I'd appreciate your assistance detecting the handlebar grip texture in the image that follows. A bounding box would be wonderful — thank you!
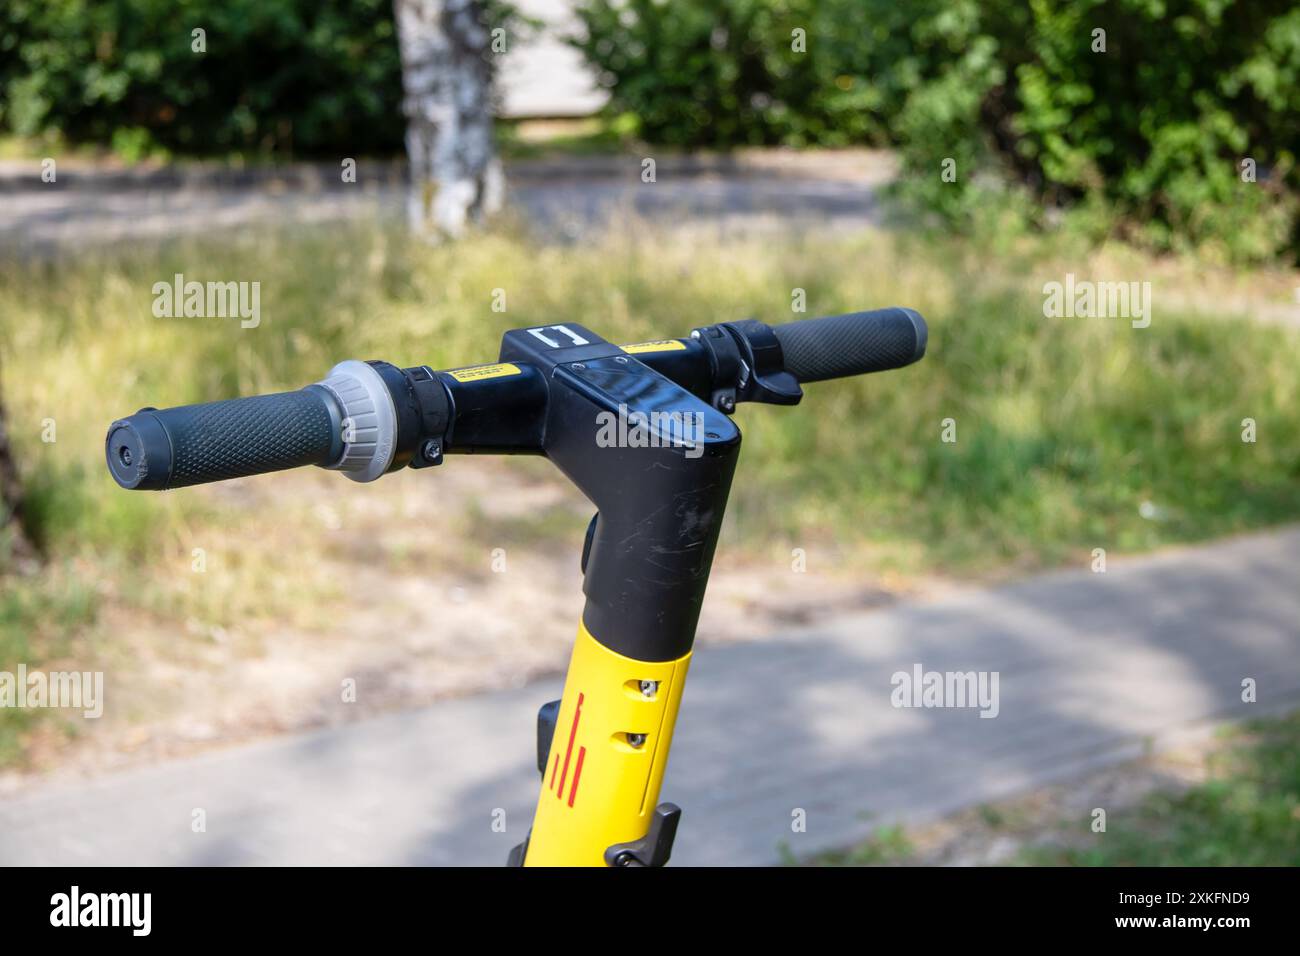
[772,308,927,383]
[106,387,340,490]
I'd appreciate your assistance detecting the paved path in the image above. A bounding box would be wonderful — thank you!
[2,528,1297,866]
[0,153,895,255]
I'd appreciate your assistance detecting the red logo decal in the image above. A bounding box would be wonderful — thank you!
[551,692,587,808]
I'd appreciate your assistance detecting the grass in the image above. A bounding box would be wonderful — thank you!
[1026,714,1300,866]
[0,117,629,166]
[4,221,1297,577]
[787,824,914,866]
[495,118,633,161]
[802,711,1300,866]
[1,218,1299,764]
[0,564,97,763]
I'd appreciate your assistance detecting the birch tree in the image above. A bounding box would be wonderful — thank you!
[394,0,505,240]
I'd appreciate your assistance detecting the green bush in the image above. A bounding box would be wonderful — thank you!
[571,0,891,147]
[573,0,1300,262]
[0,0,406,157]
[890,0,1300,263]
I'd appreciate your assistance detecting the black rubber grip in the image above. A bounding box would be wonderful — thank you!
[772,308,927,383]
[106,387,341,490]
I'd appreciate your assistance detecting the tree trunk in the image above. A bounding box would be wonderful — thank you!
[394,0,504,240]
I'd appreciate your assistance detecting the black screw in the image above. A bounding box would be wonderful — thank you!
[421,439,442,461]
[118,445,133,467]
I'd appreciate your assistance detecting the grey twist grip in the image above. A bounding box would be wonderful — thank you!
[106,387,342,490]
[772,308,928,383]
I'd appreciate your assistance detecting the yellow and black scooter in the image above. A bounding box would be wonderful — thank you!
[105,306,927,866]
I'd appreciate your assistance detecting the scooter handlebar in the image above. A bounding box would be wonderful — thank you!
[772,307,927,383]
[105,387,341,490]
[105,309,929,490]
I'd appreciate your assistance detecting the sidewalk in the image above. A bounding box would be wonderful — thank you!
[2,527,1296,866]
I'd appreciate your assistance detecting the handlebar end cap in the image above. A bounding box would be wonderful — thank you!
[901,307,928,362]
[105,411,172,490]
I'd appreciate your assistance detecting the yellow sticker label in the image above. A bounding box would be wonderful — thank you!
[621,340,687,355]
[447,362,522,383]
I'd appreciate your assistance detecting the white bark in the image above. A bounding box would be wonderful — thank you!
[394,0,504,240]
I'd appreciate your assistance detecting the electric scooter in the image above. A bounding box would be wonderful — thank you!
[106,306,927,866]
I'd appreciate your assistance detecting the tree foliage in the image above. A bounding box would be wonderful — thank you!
[0,0,406,157]
[573,0,1300,261]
